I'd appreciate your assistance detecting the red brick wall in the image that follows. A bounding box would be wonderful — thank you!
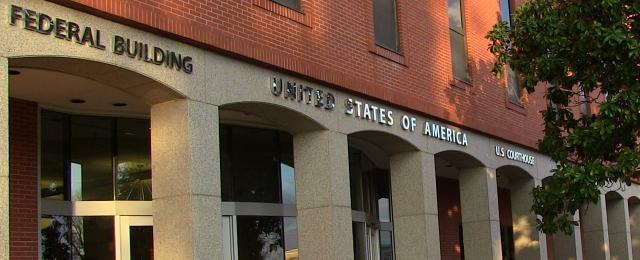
[437,177,463,260]
[48,0,548,150]
[498,188,513,226]
[9,98,39,260]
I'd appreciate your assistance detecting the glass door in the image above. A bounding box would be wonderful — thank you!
[118,216,154,260]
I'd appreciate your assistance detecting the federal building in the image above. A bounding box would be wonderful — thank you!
[1,0,639,259]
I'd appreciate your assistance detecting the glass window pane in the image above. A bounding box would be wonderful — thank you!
[450,31,470,81]
[71,216,115,260]
[237,216,284,259]
[41,111,68,200]
[507,67,522,104]
[70,116,114,201]
[374,0,399,51]
[380,230,394,260]
[224,126,281,203]
[500,0,512,25]
[272,0,301,10]
[353,222,366,260]
[116,118,152,201]
[284,217,299,260]
[448,0,463,31]
[222,216,234,260]
[130,226,153,260]
[41,215,71,259]
[220,125,234,202]
[378,198,391,222]
[280,132,296,205]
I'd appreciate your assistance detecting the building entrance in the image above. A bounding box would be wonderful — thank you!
[117,216,153,260]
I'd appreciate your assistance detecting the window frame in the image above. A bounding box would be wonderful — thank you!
[448,0,471,83]
[373,0,401,53]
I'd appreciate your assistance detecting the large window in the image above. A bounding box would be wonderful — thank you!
[448,0,470,82]
[220,125,298,260]
[41,110,151,201]
[374,0,400,52]
[349,147,395,260]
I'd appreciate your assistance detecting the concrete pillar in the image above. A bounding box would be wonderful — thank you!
[629,199,640,260]
[293,130,353,259]
[582,195,611,260]
[510,177,542,259]
[151,99,221,260]
[0,57,9,259]
[460,167,503,260]
[606,196,632,260]
[389,151,441,259]
[547,216,582,260]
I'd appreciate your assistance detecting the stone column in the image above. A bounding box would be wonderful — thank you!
[582,195,611,260]
[0,57,9,259]
[606,197,632,260]
[151,99,221,260]
[293,130,353,259]
[390,151,441,259]
[547,208,582,260]
[510,177,542,259]
[629,200,640,259]
[459,167,503,260]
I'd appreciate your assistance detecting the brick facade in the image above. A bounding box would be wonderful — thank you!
[50,0,547,149]
[9,98,39,260]
[437,177,463,260]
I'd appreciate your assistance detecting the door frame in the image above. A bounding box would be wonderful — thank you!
[116,216,153,260]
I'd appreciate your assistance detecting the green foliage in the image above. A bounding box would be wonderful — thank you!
[487,0,640,235]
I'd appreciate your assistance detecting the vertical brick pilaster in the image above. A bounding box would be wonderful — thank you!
[9,98,39,260]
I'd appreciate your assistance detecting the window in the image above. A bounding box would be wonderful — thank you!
[448,0,470,82]
[579,89,591,116]
[41,215,115,260]
[349,147,395,259]
[41,110,152,201]
[501,0,522,104]
[272,0,301,11]
[500,0,515,26]
[374,0,400,52]
[506,67,523,105]
[220,125,299,260]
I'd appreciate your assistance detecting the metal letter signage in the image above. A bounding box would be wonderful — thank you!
[494,145,535,165]
[8,4,194,74]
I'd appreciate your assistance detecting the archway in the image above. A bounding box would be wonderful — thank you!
[434,150,496,260]
[7,57,185,259]
[347,131,439,259]
[495,165,539,260]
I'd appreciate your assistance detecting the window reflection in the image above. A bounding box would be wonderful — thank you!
[41,215,115,260]
[220,125,296,204]
[116,118,151,201]
[237,216,284,260]
[40,111,152,201]
[349,147,395,259]
[70,116,114,201]
[41,216,71,259]
[41,111,67,200]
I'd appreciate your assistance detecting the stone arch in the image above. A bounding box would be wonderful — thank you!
[495,164,541,259]
[9,57,185,109]
[219,101,328,134]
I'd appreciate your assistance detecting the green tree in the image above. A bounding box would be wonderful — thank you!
[487,0,640,235]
